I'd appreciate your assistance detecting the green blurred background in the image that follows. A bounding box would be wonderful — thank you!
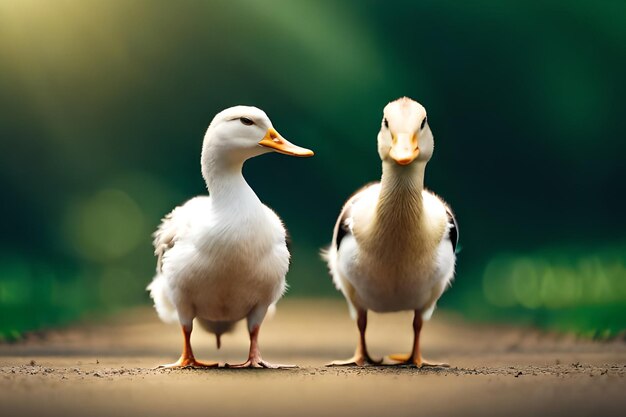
[1,0,625,340]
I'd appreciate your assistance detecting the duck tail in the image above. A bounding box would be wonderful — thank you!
[146,274,179,324]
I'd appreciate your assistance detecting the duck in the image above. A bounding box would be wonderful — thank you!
[148,105,314,368]
[322,97,458,367]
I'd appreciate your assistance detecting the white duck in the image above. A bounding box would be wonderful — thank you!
[323,97,458,367]
[148,105,313,368]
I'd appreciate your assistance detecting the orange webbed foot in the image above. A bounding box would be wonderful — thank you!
[387,353,449,368]
[326,353,382,367]
[225,358,297,369]
[157,357,219,369]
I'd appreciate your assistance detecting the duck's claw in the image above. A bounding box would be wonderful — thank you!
[326,354,382,367]
[387,353,411,363]
[225,359,297,369]
[386,353,449,368]
[156,357,219,369]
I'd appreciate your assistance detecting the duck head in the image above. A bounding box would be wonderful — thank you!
[377,97,433,166]
[202,106,314,170]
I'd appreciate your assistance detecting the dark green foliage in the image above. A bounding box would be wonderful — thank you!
[1,1,624,339]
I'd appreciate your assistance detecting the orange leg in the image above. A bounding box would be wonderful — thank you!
[158,325,218,369]
[388,311,449,367]
[328,309,382,366]
[226,325,296,369]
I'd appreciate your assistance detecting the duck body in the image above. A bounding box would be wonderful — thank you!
[148,105,313,368]
[331,182,456,316]
[152,193,288,328]
[324,97,458,367]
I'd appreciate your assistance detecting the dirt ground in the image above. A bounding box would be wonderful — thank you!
[1,299,624,417]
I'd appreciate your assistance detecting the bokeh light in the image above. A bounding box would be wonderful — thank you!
[63,189,145,262]
[482,248,626,309]
[1,0,624,339]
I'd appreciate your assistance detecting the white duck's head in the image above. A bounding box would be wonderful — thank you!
[377,97,433,166]
[201,105,313,173]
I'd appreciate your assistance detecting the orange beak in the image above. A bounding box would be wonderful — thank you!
[258,127,314,157]
[389,133,419,165]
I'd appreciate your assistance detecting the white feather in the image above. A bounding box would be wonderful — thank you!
[147,106,309,342]
[323,98,457,321]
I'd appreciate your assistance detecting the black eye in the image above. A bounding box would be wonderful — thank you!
[240,117,254,126]
[420,117,427,130]
[383,118,389,128]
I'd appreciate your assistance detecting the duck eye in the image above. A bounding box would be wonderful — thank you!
[239,117,254,126]
[383,118,389,129]
[420,117,427,130]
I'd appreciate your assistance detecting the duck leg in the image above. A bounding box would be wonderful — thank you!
[387,310,449,367]
[328,309,382,366]
[226,307,296,369]
[158,325,218,369]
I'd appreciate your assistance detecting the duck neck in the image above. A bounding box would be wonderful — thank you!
[368,160,426,248]
[201,152,261,211]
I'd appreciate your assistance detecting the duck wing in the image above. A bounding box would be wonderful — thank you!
[153,196,211,272]
[331,182,379,253]
[445,207,459,253]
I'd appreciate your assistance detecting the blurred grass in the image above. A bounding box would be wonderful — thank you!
[443,243,626,339]
[1,0,625,340]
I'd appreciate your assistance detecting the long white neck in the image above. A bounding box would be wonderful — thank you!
[201,148,262,212]
[364,161,426,253]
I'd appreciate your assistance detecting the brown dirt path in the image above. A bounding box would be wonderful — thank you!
[1,299,624,417]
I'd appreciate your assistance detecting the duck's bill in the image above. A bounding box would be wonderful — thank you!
[390,132,419,165]
[259,128,314,157]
